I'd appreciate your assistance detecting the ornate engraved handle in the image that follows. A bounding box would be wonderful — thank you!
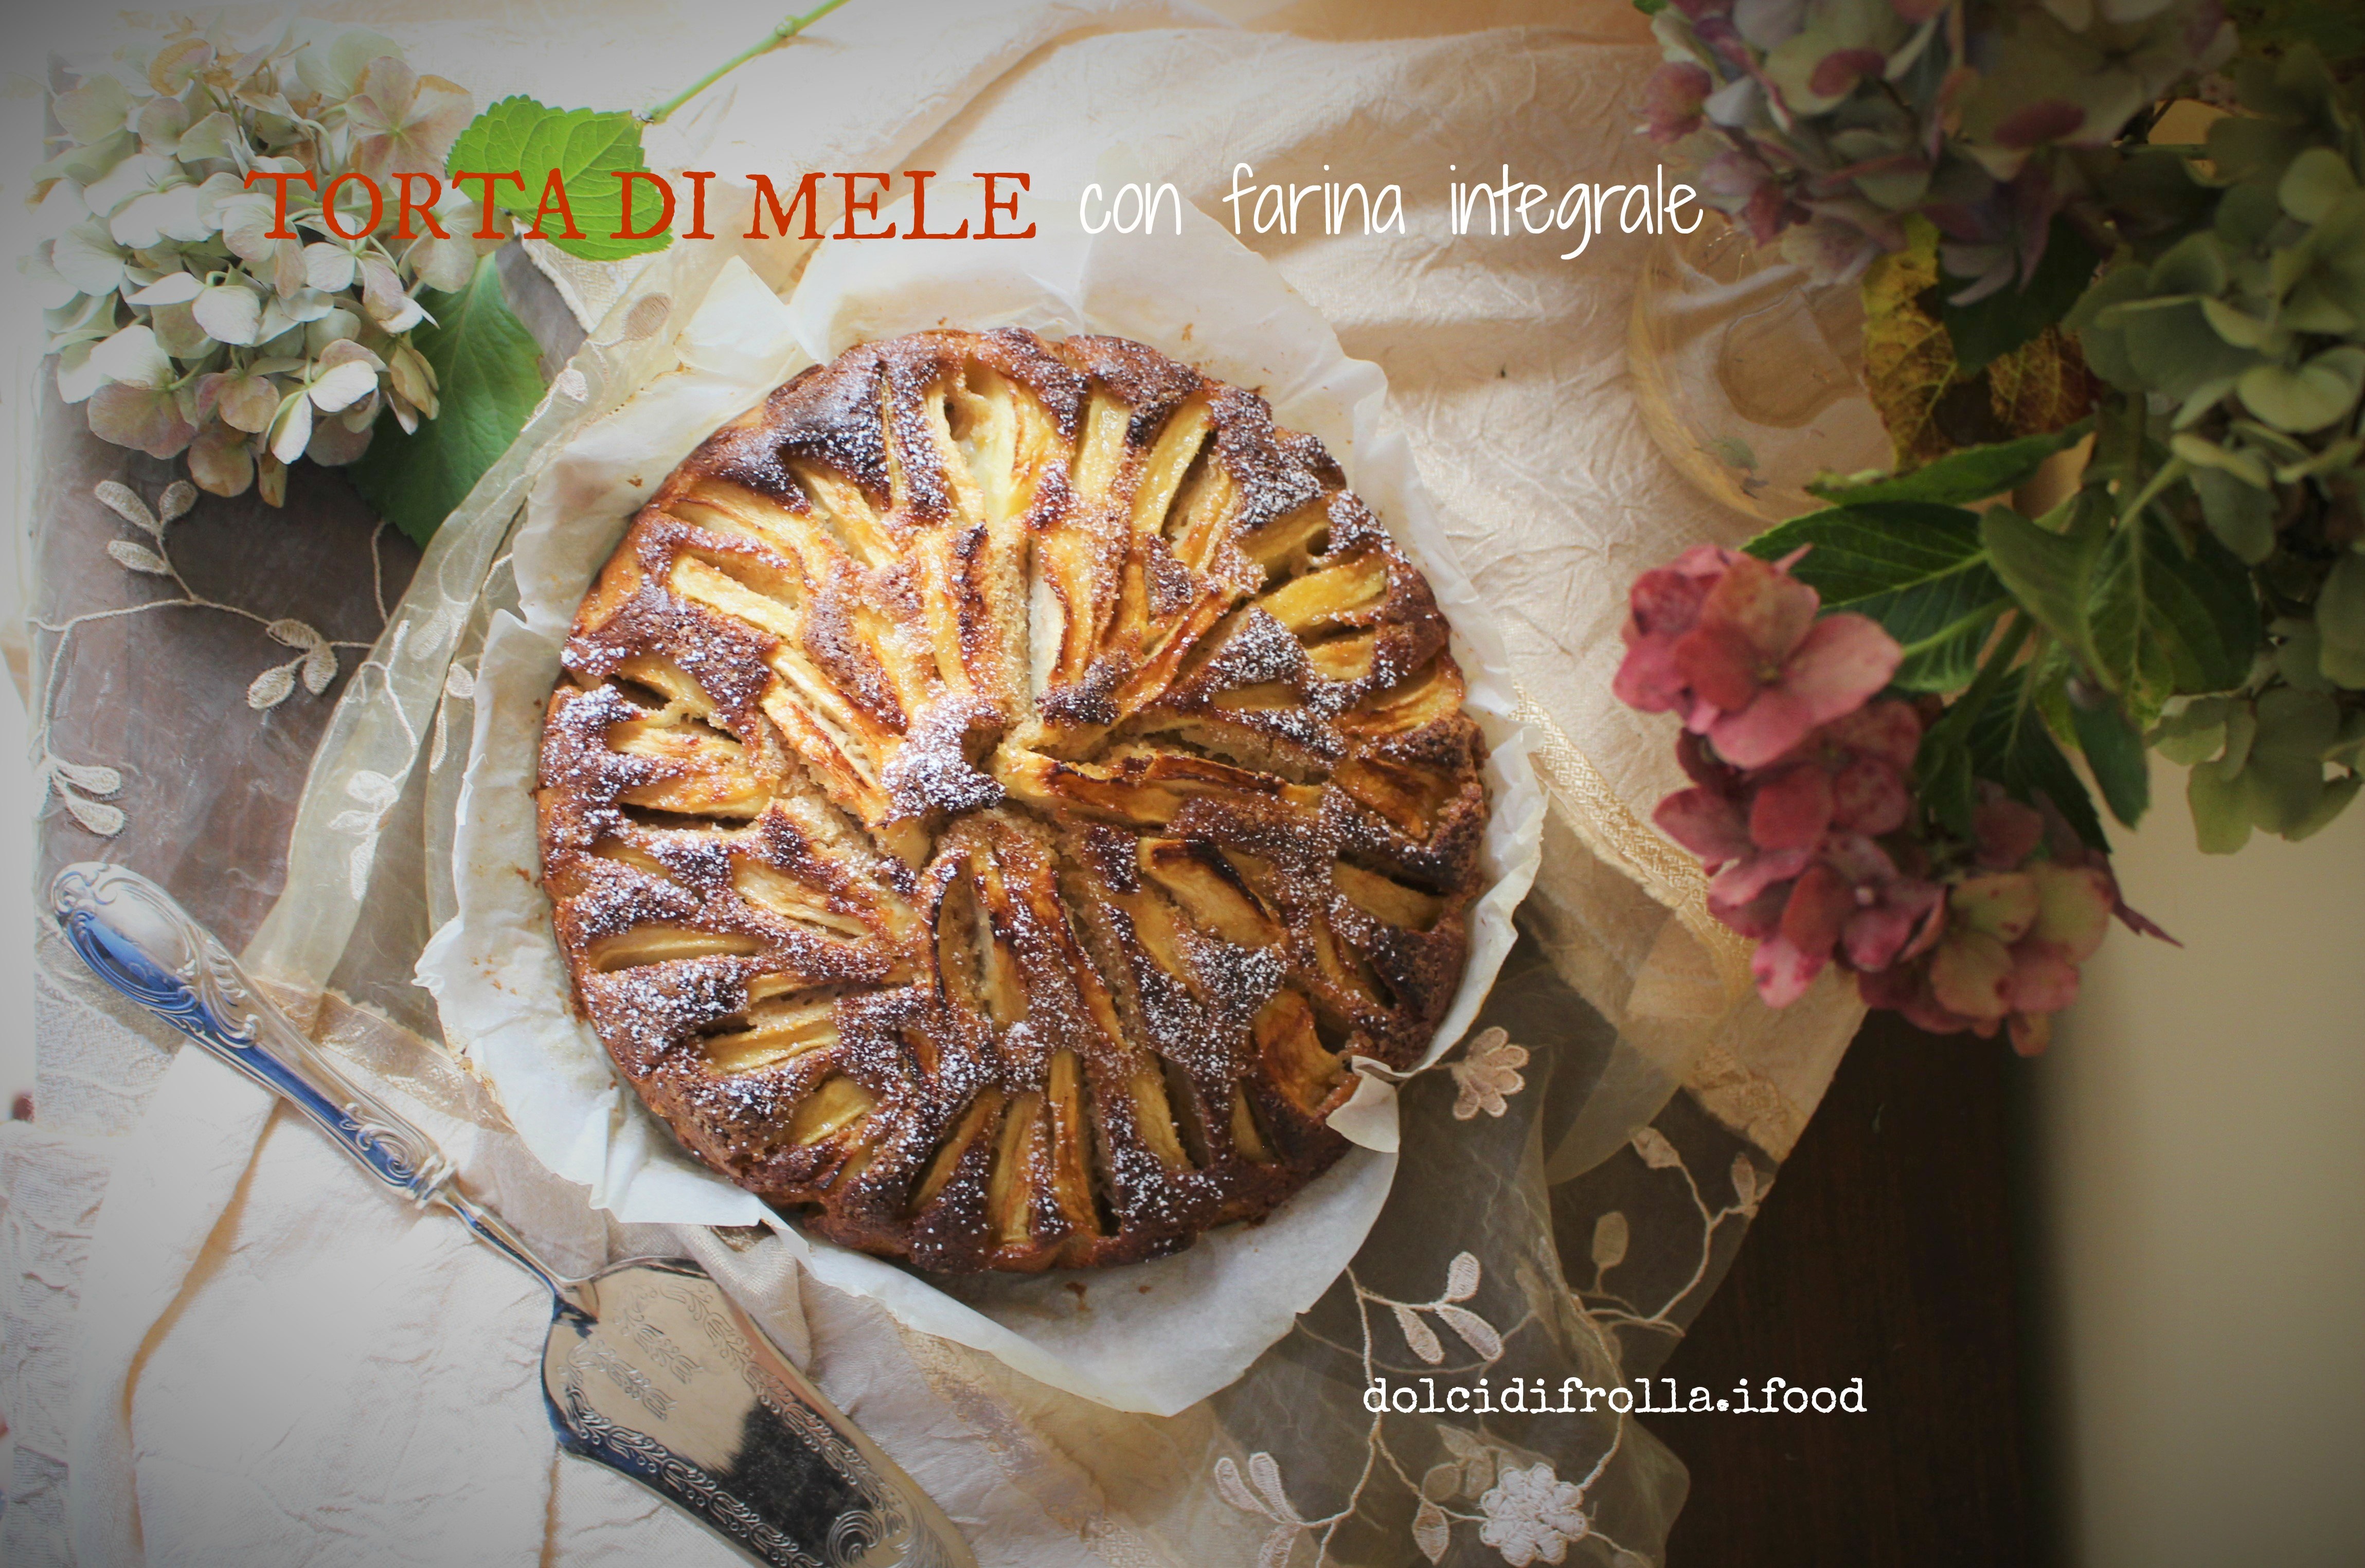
[50,862,455,1203]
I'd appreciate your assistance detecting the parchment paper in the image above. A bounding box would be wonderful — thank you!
[419,175,1544,1413]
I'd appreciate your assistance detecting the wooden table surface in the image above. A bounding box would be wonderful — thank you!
[1652,1011,2042,1565]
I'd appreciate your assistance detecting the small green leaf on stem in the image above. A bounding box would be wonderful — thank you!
[446,96,673,263]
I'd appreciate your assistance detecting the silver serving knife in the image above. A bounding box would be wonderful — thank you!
[50,862,974,1568]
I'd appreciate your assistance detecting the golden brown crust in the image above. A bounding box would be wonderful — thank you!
[536,327,1490,1272]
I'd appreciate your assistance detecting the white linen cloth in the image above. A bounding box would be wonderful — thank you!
[1,2,1868,1563]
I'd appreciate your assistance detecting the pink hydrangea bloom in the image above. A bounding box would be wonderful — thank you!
[1862,860,2113,1054]
[1615,548,1902,770]
[1857,786,2144,1054]
[1615,546,2149,1039]
[1651,699,1938,1007]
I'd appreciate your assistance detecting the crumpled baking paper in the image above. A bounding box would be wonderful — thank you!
[419,172,1544,1412]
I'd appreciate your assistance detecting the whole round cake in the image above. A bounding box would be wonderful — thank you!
[536,327,1490,1271]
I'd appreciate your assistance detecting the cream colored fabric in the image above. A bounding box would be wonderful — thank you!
[8,3,1872,1565]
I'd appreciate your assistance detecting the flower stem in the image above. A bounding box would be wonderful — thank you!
[637,0,857,125]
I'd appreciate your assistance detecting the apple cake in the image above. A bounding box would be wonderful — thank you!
[536,327,1490,1272]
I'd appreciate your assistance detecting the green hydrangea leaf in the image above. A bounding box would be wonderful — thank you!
[2207,114,2314,187]
[2116,300,2264,404]
[2067,264,2155,393]
[1807,420,2091,508]
[2315,550,2365,687]
[1942,220,2101,376]
[2274,617,2335,690]
[2199,296,2278,348]
[2150,696,2230,765]
[1916,727,1977,841]
[349,254,545,546]
[1967,667,2109,851]
[2275,435,2363,484]
[1744,501,2011,691]
[2238,44,2343,121]
[1979,498,2108,665]
[2292,772,2363,839]
[2243,687,2345,834]
[2067,689,2151,827]
[2170,432,2273,487]
[2187,464,2278,562]
[2294,196,2365,322]
[2221,5,2365,89]
[2086,510,2264,715]
[2235,346,2365,433]
[445,95,673,263]
[2279,146,2360,224]
[2187,753,2255,853]
[1988,487,2262,722]
[2150,231,2233,298]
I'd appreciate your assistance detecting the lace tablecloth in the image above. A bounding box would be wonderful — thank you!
[0,4,1867,1564]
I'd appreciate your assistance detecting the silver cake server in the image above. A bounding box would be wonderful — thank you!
[50,861,973,1568]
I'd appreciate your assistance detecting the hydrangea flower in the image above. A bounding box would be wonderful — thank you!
[1616,547,2145,1039]
[24,19,485,504]
[1656,697,1941,1005]
[1642,0,2236,289]
[1857,787,2137,1053]
[1616,546,1903,768]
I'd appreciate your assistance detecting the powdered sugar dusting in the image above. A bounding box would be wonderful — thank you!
[539,325,1490,1272]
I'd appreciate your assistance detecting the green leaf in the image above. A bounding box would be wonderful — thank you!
[1980,499,2108,663]
[2235,346,2365,434]
[1807,420,2091,508]
[2275,616,2336,690]
[2188,465,2277,563]
[2086,511,2263,713]
[349,256,545,546]
[2291,773,2363,840]
[2188,753,2254,852]
[2067,263,2157,393]
[2316,550,2365,687]
[1993,490,2263,718]
[446,95,673,263]
[2184,687,2355,852]
[1968,668,2109,851]
[2221,6,2365,89]
[1941,220,2101,375]
[2067,689,2151,826]
[2279,146,2359,224]
[2199,295,2277,348]
[2149,231,2232,298]
[2149,696,2230,765]
[2246,687,2344,833]
[2117,300,2263,406]
[2215,180,2287,253]
[2169,432,2272,488]
[1745,501,2011,691]
[1916,728,1976,841]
